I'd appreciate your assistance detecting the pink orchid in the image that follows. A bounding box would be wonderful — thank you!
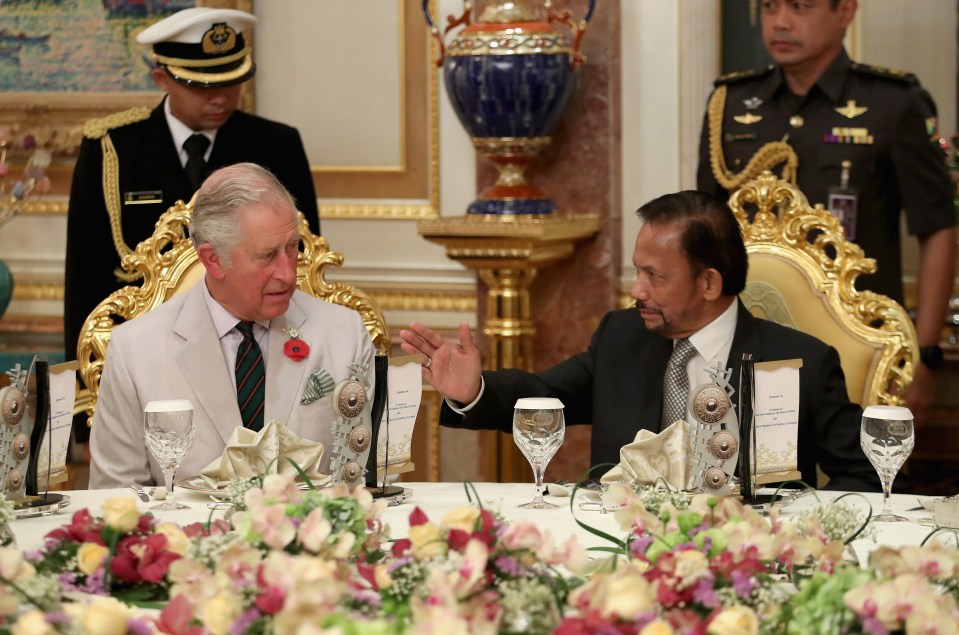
[251,504,297,550]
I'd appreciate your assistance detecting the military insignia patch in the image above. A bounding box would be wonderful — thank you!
[733,113,763,125]
[835,100,869,119]
[202,22,237,54]
[743,97,763,110]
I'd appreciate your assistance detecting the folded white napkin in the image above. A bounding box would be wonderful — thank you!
[601,420,689,489]
[198,420,331,490]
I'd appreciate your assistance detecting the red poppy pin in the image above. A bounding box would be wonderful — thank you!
[281,327,310,361]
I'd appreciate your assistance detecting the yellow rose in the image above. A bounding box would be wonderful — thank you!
[441,507,481,533]
[640,619,676,635]
[12,609,55,635]
[76,542,109,576]
[102,497,141,532]
[203,591,243,635]
[409,523,447,560]
[708,606,760,635]
[155,522,190,556]
[77,596,132,635]
[374,563,393,589]
[602,572,654,619]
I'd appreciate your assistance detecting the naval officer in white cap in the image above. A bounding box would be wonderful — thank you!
[64,8,320,448]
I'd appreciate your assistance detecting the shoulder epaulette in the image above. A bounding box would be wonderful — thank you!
[82,106,152,140]
[850,62,916,84]
[714,65,775,86]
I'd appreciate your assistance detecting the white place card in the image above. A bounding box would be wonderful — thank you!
[374,355,424,478]
[753,358,803,485]
[37,360,79,488]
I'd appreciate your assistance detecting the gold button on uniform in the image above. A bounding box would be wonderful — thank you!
[789,115,804,128]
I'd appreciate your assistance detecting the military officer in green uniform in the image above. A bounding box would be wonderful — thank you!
[697,0,956,425]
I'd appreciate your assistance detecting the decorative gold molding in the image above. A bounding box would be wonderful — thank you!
[18,200,68,216]
[418,214,601,239]
[11,281,63,301]
[8,281,476,314]
[370,290,475,313]
[320,202,437,220]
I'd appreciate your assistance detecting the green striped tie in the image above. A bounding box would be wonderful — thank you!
[235,321,265,432]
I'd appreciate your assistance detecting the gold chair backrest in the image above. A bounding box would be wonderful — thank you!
[730,171,917,406]
[75,199,389,426]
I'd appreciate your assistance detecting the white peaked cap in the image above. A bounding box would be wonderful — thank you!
[136,7,257,45]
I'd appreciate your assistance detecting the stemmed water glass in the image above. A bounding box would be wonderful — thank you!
[860,404,914,522]
[144,400,196,511]
[513,398,565,509]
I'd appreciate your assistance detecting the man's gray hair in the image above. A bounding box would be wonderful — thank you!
[189,162,299,266]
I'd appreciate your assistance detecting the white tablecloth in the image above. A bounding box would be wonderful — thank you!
[10,483,941,557]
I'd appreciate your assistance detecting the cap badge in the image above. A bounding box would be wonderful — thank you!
[202,23,237,54]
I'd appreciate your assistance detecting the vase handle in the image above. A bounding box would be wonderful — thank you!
[545,0,596,71]
[422,0,473,68]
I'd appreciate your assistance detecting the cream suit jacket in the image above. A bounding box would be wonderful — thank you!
[89,284,375,489]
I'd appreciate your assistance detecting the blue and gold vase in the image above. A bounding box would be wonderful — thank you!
[424,0,595,215]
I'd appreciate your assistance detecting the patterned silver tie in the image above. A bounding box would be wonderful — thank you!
[661,338,697,430]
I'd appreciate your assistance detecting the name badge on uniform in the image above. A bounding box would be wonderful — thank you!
[827,160,858,240]
[124,190,163,205]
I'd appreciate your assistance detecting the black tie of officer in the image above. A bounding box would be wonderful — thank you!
[183,133,211,192]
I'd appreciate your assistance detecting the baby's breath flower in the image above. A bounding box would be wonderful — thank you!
[797,499,876,544]
[500,577,561,633]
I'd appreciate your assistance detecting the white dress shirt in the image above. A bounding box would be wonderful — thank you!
[680,298,739,421]
[164,98,216,168]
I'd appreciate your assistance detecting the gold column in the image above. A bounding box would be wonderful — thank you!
[418,214,600,481]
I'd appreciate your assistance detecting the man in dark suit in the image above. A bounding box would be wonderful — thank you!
[65,8,319,443]
[400,190,879,491]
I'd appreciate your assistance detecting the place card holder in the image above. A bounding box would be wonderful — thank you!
[737,353,757,503]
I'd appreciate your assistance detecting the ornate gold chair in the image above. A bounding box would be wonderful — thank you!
[730,172,917,406]
[75,200,389,427]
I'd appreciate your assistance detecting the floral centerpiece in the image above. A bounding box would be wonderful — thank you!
[28,498,186,603]
[158,474,393,634]
[353,499,587,634]
[556,482,957,635]
[0,477,958,634]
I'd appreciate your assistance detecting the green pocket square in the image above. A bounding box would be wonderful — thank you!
[300,368,336,405]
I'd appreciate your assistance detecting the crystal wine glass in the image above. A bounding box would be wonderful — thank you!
[144,400,196,511]
[513,398,565,509]
[860,405,914,522]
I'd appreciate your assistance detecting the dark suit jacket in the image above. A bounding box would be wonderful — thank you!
[64,101,320,369]
[443,302,880,492]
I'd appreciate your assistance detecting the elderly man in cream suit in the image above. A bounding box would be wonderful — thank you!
[90,163,374,489]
